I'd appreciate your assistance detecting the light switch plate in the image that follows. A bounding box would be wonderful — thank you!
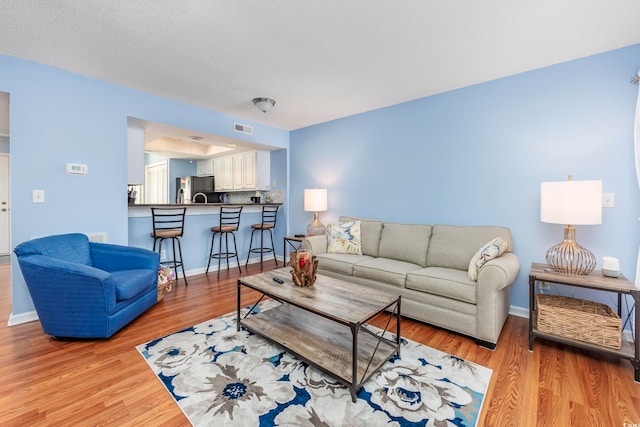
[32,189,45,203]
[602,193,615,208]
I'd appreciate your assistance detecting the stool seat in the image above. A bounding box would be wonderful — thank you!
[150,229,182,238]
[251,223,275,229]
[211,225,239,233]
[246,205,280,270]
[207,206,243,278]
[150,207,187,286]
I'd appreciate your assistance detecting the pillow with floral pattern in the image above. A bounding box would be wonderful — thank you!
[468,237,508,281]
[327,221,362,255]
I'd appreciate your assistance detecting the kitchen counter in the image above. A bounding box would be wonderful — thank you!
[128,202,282,218]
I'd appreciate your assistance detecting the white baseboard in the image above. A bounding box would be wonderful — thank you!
[509,305,529,318]
[7,310,39,326]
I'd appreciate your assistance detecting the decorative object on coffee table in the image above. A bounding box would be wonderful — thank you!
[289,250,318,287]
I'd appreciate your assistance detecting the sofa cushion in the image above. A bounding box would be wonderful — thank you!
[353,257,421,287]
[339,216,383,257]
[316,253,373,276]
[406,267,477,304]
[427,225,513,270]
[111,269,157,300]
[378,223,432,267]
[467,237,509,281]
[327,221,362,255]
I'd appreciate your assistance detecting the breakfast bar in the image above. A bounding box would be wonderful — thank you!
[128,203,284,277]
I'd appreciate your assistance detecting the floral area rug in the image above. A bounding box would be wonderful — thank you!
[136,300,492,426]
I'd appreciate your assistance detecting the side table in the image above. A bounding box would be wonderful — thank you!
[528,262,639,382]
[284,235,305,261]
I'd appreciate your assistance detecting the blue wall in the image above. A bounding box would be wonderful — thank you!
[290,44,640,315]
[4,43,640,321]
[1,55,288,316]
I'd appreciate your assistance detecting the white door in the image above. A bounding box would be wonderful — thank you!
[145,160,168,204]
[0,154,9,254]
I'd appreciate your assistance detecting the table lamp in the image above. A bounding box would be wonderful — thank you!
[304,189,327,236]
[540,176,602,275]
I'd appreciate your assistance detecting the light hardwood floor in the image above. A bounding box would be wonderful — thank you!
[1,261,639,426]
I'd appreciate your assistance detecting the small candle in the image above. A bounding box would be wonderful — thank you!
[298,251,310,268]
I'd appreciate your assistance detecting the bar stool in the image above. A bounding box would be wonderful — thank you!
[206,206,243,278]
[150,207,188,286]
[246,205,280,270]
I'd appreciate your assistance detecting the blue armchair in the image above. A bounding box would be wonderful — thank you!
[14,233,160,338]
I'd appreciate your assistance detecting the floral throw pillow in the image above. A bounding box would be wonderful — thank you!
[467,237,508,281]
[327,221,362,255]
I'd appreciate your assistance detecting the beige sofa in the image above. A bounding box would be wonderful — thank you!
[301,216,520,349]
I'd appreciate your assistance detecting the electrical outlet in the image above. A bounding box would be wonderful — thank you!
[161,250,166,259]
[539,282,550,291]
[602,193,615,208]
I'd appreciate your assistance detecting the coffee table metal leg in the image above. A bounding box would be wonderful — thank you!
[397,296,401,357]
[236,280,241,332]
[351,323,358,403]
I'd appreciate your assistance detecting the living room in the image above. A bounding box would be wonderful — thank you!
[1,2,640,426]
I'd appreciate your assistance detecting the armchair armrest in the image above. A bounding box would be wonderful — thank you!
[301,235,328,255]
[90,242,160,272]
[16,254,117,314]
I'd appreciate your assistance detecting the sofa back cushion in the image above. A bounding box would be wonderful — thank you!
[14,233,92,266]
[426,225,513,270]
[339,216,384,257]
[378,223,432,267]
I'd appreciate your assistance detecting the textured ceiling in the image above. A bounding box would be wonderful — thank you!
[1,1,640,131]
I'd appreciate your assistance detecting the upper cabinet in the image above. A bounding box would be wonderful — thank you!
[214,156,233,190]
[214,150,269,191]
[196,158,215,177]
[127,125,145,185]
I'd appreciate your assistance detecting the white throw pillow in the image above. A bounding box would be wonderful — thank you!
[327,221,362,255]
[468,237,508,281]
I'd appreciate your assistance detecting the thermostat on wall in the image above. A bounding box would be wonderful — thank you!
[65,163,88,175]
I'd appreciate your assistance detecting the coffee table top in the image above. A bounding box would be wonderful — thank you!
[238,268,400,326]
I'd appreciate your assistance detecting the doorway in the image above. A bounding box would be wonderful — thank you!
[0,91,9,258]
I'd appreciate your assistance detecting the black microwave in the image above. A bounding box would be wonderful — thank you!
[192,176,215,193]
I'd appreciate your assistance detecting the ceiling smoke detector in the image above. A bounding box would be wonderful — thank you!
[253,97,276,113]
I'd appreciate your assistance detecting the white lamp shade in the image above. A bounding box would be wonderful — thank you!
[540,180,602,225]
[304,189,327,212]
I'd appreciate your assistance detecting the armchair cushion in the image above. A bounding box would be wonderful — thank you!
[111,269,158,300]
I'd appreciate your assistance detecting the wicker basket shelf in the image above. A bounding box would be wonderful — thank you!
[536,294,622,350]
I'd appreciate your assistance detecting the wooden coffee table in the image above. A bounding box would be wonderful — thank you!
[237,268,401,402]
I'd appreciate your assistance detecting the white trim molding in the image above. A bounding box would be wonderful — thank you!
[7,310,38,326]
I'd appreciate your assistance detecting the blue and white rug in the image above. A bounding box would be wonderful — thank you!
[136,300,492,426]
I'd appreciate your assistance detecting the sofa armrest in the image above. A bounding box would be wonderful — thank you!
[90,242,160,272]
[477,252,520,291]
[301,235,328,255]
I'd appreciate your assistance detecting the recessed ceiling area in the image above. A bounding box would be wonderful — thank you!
[1,2,639,130]
[129,117,282,160]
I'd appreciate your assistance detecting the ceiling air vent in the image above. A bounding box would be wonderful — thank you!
[234,122,253,135]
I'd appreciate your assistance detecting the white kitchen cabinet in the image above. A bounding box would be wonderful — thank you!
[196,158,215,177]
[214,156,233,190]
[214,150,270,191]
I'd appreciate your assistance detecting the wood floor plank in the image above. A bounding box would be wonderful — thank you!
[1,262,639,426]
